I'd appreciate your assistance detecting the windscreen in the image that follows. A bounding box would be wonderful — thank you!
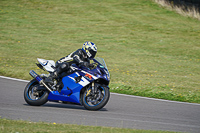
[93,57,108,70]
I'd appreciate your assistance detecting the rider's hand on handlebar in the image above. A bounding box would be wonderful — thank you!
[82,62,95,69]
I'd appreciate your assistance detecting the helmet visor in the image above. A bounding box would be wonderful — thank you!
[88,48,97,59]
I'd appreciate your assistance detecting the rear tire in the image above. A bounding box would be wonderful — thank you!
[82,85,110,111]
[24,79,49,106]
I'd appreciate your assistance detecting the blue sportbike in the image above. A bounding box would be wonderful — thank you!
[24,57,110,111]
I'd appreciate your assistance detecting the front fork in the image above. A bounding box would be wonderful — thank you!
[86,82,97,97]
[91,82,98,94]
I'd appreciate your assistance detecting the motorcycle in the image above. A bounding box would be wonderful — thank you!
[24,57,110,111]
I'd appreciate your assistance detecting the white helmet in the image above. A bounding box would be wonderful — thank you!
[82,41,97,59]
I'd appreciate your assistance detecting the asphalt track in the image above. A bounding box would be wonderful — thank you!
[0,76,200,132]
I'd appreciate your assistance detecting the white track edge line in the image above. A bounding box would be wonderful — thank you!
[0,76,29,82]
[111,93,200,106]
[0,75,199,106]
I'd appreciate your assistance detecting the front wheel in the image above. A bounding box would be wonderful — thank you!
[24,79,49,106]
[82,85,110,111]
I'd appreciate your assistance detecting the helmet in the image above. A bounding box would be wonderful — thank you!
[82,41,97,59]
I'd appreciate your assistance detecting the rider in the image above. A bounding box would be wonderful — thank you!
[45,41,97,84]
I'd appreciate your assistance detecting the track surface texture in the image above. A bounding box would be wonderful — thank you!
[0,76,200,132]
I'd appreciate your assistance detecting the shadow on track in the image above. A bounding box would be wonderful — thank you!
[24,102,108,111]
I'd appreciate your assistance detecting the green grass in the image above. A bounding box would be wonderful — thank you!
[0,0,200,103]
[0,118,177,133]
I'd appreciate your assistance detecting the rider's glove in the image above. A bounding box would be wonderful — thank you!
[82,62,94,68]
[88,63,94,68]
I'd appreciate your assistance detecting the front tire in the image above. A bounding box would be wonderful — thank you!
[82,85,110,111]
[24,79,49,106]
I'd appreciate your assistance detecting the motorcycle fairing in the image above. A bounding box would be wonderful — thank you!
[47,70,98,104]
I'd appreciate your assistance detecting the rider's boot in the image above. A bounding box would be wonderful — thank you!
[44,62,68,85]
[44,71,58,85]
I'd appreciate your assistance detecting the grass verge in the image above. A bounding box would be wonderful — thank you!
[0,0,200,103]
[0,118,177,133]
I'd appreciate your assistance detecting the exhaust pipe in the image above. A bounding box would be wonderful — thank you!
[29,70,52,92]
[29,70,43,82]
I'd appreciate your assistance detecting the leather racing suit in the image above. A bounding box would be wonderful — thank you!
[54,48,91,78]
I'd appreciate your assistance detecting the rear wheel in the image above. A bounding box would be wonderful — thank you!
[82,85,110,111]
[24,79,49,106]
